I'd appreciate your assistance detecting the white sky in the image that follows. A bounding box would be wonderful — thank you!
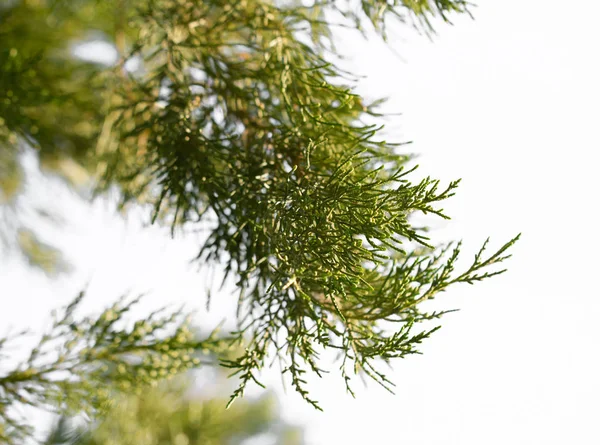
[2,0,600,443]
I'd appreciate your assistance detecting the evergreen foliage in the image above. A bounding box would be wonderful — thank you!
[43,375,303,445]
[1,0,519,442]
[0,293,229,443]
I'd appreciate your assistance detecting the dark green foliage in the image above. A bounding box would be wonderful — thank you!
[1,0,518,442]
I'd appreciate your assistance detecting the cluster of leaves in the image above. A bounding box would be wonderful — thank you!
[0,0,113,270]
[0,0,518,438]
[44,379,303,445]
[0,293,229,444]
[0,0,116,180]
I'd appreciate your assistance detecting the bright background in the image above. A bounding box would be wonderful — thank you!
[2,0,599,443]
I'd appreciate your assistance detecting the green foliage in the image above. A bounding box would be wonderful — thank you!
[0,292,229,444]
[16,228,69,275]
[1,0,518,442]
[0,0,110,271]
[44,378,303,445]
[0,145,22,202]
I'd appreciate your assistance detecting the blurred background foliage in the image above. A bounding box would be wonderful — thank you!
[0,0,124,273]
[43,374,303,445]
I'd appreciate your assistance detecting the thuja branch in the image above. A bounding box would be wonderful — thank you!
[87,0,520,409]
[0,0,518,417]
[0,292,229,444]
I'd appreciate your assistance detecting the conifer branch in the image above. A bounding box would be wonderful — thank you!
[0,0,517,429]
[0,292,229,444]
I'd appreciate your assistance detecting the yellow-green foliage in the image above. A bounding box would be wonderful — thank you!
[48,381,302,445]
